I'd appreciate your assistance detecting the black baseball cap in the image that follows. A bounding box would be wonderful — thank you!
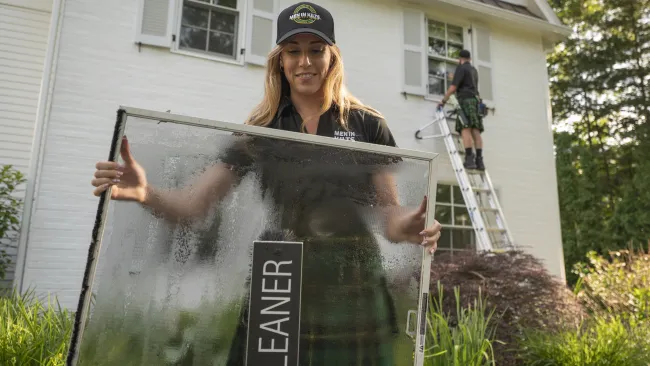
[459,49,471,59]
[276,2,335,45]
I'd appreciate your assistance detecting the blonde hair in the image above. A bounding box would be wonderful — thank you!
[245,44,383,131]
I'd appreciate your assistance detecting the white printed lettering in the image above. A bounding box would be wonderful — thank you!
[263,260,292,276]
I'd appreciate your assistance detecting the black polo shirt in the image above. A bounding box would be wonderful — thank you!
[451,61,479,100]
[268,98,398,147]
[218,99,400,236]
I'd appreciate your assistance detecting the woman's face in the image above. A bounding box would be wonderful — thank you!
[280,34,332,97]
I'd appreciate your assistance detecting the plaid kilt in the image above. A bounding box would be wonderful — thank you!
[227,235,398,366]
[455,96,484,134]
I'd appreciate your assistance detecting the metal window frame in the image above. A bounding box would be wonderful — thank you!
[66,106,440,366]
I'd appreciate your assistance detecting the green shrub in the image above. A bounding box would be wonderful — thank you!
[573,248,650,320]
[0,165,26,280]
[424,283,498,366]
[518,315,650,366]
[0,288,73,366]
[429,250,584,366]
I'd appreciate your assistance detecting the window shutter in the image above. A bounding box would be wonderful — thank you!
[135,0,175,48]
[402,8,426,96]
[245,0,279,66]
[471,24,494,103]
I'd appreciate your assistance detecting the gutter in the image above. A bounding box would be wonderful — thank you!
[13,0,66,292]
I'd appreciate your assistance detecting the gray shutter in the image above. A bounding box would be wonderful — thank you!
[135,0,175,48]
[245,0,279,66]
[472,24,494,103]
[402,8,426,96]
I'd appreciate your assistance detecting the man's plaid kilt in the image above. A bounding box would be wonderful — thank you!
[226,235,398,365]
[455,96,485,134]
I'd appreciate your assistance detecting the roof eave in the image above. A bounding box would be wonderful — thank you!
[411,0,572,39]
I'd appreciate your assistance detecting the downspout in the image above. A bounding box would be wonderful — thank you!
[13,0,66,292]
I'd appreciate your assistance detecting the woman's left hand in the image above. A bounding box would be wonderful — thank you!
[389,196,442,254]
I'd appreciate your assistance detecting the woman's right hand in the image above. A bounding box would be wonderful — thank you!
[92,135,148,203]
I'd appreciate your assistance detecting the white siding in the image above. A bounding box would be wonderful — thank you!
[21,0,565,308]
[0,2,50,288]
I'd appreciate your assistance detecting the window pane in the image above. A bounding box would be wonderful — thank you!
[182,4,209,28]
[448,43,462,59]
[210,10,236,33]
[446,62,456,84]
[428,59,447,78]
[436,184,451,203]
[180,26,208,51]
[453,205,471,227]
[428,20,445,39]
[428,38,446,57]
[428,78,444,95]
[215,0,237,8]
[439,228,452,249]
[435,204,452,225]
[208,31,235,56]
[447,25,463,44]
[452,228,475,250]
[452,185,464,204]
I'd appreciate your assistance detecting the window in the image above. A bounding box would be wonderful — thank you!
[427,20,466,97]
[179,0,240,59]
[434,183,476,253]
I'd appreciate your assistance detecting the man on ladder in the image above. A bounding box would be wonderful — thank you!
[437,49,485,171]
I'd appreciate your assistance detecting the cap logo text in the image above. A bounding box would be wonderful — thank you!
[290,4,321,24]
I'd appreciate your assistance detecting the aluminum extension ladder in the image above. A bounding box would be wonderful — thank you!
[415,106,515,252]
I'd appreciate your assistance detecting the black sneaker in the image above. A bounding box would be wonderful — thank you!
[464,153,477,170]
[475,155,485,171]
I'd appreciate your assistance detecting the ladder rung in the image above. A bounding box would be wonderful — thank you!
[485,227,507,233]
[470,187,491,193]
[479,207,499,213]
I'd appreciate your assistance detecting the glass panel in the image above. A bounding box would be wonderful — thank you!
[428,58,446,78]
[428,20,445,39]
[179,26,208,51]
[216,0,237,9]
[438,227,452,249]
[447,24,463,44]
[446,62,457,84]
[435,204,452,225]
[182,4,209,28]
[453,205,470,227]
[452,185,464,205]
[428,76,444,95]
[447,43,462,59]
[210,10,236,33]
[436,184,451,203]
[209,31,235,56]
[452,228,475,250]
[71,113,436,365]
[428,38,446,57]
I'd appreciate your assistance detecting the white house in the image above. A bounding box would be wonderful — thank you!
[0,0,571,309]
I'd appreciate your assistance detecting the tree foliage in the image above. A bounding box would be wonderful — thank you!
[0,165,26,280]
[548,0,650,283]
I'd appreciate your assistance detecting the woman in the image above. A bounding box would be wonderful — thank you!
[91,2,441,364]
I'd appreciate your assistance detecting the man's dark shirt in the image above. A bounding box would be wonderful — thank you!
[451,61,479,100]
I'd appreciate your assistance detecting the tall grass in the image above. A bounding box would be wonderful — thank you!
[424,283,498,366]
[519,315,650,366]
[0,288,73,366]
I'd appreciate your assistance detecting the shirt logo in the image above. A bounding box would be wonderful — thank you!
[290,4,321,24]
[334,130,357,141]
